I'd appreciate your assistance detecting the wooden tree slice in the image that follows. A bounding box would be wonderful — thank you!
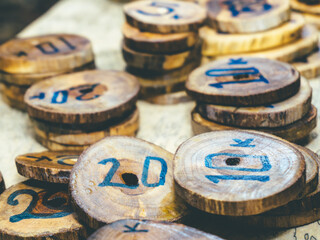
[291,0,320,15]
[124,0,206,34]
[197,77,312,128]
[0,172,5,195]
[0,34,94,74]
[15,151,81,184]
[70,136,188,229]
[88,219,223,240]
[32,108,139,145]
[1,81,28,104]
[24,70,140,124]
[174,130,306,216]
[293,41,320,79]
[34,135,90,151]
[123,22,198,54]
[201,13,304,56]
[207,0,290,33]
[0,180,86,240]
[122,42,200,71]
[302,13,320,29]
[186,57,300,106]
[1,93,27,111]
[144,91,192,105]
[191,105,317,143]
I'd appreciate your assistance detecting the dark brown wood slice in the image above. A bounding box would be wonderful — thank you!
[0,172,5,195]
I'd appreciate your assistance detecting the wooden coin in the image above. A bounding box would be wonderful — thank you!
[32,108,139,145]
[88,219,223,240]
[191,105,318,143]
[0,180,86,239]
[70,136,188,229]
[1,93,27,111]
[197,77,312,128]
[122,42,200,71]
[34,135,91,151]
[293,41,320,79]
[144,91,192,105]
[291,0,320,15]
[201,13,304,56]
[24,70,140,125]
[302,13,320,29]
[15,151,81,184]
[0,172,5,195]
[207,0,290,33]
[186,57,300,106]
[123,22,198,54]
[174,130,306,216]
[0,34,94,74]
[124,0,206,34]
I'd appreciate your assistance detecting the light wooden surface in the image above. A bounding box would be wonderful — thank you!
[0,0,320,239]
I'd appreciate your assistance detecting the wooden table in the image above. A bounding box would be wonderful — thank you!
[1,0,320,239]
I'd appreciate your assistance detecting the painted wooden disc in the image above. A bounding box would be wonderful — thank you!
[123,22,198,54]
[291,0,320,15]
[0,172,5,195]
[88,219,223,240]
[197,77,312,128]
[186,57,300,106]
[122,42,199,71]
[24,70,140,124]
[124,0,206,34]
[201,13,304,56]
[0,34,94,74]
[207,0,290,33]
[32,108,139,145]
[191,105,317,143]
[15,151,81,184]
[0,180,86,239]
[294,40,320,79]
[144,91,191,105]
[174,130,306,216]
[70,136,188,229]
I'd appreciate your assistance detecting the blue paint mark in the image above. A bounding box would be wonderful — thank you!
[264,104,274,108]
[26,155,52,162]
[136,1,182,19]
[56,155,78,166]
[16,51,27,57]
[205,175,270,184]
[59,37,76,50]
[205,153,272,172]
[36,42,59,55]
[51,90,68,104]
[228,58,247,65]
[230,138,255,148]
[29,92,45,100]
[69,84,101,101]
[141,156,167,187]
[123,223,148,233]
[223,0,273,17]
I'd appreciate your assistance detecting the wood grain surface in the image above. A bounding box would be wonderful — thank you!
[0,34,94,74]
[15,151,80,184]
[207,0,290,33]
[302,12,320,29]
[70,136,188,229]
[291,0,320,14]
[124,0,206,33]
[144,91,191,105]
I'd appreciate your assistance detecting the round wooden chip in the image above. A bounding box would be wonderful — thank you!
[0,180,86,239]
[24,70,140,124]
[174,130,306,216]
[122,42,200,71]
[123,22,198,54]
[0,34,94,74]
[88,219,223,240]
[200,13,304,56]
[1,94,26,111]
[291,0,320,15]
[197,77,312,128]
[191,105,317,143]
[302,13,320,29]
[186,57,300,106]
[0,172,5,195]
[124,0,206,33]
[15,151,81,184]
[207,0,290,33]
[1,81,28,103]
[32,108,139,145]
[70,136,188,229]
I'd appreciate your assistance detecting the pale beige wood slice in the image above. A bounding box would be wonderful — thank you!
[291,0,320,15]
[0,34,94,74]
[124,0,206,33]
[186,57,300,106]
[144,91,192,104]
[15,151,81,184]
[88,219,224,240]
[123,22,198,54]
[0,180,86,240]
[25,70,140,124]
[0,172,5,195]
[201,13,304,56]
[191,105,317,143]
[301,12,320,29]
[207,0,290,33]
[34,135,91,151]
[197,77,312,128]
[174,130,306,216]
[70,136,188,229]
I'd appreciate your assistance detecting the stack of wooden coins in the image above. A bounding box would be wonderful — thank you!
[187,57,317,143]
[24,70,140,151]
[174,130,320,229]
[0,151,88,239]
[122,0,206,104]
[201,0,320,79]
[0,34,95,111]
